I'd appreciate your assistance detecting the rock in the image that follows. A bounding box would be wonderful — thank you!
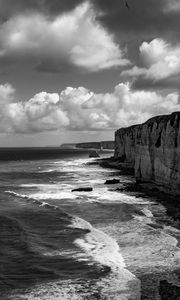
[159,280,180,300]
[89,150,100,158]
[104,179,120,184]
[72,187,93,192]
[114,112,180,195]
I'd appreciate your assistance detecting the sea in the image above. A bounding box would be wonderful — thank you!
[1,148,180,300]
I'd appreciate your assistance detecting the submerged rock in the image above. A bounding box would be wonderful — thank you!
[114,112,180,195]
[71,187,93,192]
[104,179,120,184]
[89,151,100,158]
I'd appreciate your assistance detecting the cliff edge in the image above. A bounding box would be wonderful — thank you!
[114,112,180,194]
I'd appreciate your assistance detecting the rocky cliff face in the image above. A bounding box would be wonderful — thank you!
[115,112,180,194]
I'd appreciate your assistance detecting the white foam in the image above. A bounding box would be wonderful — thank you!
[44,158,112,175]
[71,216,125,272]
[30,191,77,200]
[133,208,154,223]
[70,216,140,299]
[20,183,74,191]
[43,249,76,257]
[38,169,56,173]
[20,183,56,188]
[39,202,58,210]
[141,208,153,218]
[75,231,126,272]
[96,191,153,204]
[6,189,78,201]
[5,190,30,199]
[5,190,69,211]
[80,178,104,185]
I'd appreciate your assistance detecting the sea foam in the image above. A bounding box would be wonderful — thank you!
[71,216,125,271]
[5,190,77,200]
[70,216,141,299]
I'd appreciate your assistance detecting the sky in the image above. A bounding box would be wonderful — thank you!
[0,0,180,146]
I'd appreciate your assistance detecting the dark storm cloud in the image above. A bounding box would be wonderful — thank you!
[93,0,180,43]
[0,0,84,18]
[1,0,180,45]
[3,0,179,42]
[0,0,180,89]
[90,0,180,91]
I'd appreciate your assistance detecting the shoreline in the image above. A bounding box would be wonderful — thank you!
[92,155,180,299]
[1,153,180,299]
[94,156,180,229]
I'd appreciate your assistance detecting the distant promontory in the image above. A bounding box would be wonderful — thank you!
[61,141,114,150]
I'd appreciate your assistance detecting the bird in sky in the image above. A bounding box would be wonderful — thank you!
[125,1,130,10]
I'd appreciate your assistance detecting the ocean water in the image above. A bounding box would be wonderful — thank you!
[1,149,180,300]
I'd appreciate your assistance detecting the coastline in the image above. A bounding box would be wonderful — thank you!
[0,151,141,300]
[95,156,180,228]
[114,112,180,196]
[1,151,180,299]
[93,155,180,299]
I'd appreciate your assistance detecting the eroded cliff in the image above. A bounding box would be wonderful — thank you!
[115,112,180,194]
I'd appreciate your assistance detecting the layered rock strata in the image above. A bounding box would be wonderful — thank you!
[114,112,180,194]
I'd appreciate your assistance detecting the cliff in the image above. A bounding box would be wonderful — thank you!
[115,112,180,194]
[76,141,114,149]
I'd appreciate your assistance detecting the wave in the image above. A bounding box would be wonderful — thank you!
[5,190,30,199]
[19,183,74,190]
[0,209,109,295]
[5,191,60,212]
[70,216,141,299]
[71,216,125,271]
[4,190,134,276]
[5,190,78,201]
[141,207,154,218]
[3,197,141,298]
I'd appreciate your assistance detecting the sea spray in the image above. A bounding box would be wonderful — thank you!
[71,216,141,299]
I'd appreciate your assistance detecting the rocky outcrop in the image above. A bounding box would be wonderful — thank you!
[104,179,120,185]
[115,112,180,194]
[89,150,100,158]
[72,187,93,192]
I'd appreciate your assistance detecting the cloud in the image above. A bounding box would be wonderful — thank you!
[122,39,180,84]
[0,90,69,133]
[0,82,180,134]
[0,0,85,19]
[163,0,180,13]
[0,2,129,72]
[93,0,180,43]
[0,83,15,103]
[82,83,180,127]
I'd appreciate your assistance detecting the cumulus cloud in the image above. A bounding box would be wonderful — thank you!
[122,39,180,82]
[0,89,69,133]
[82,83,180,127]
[0,83,15,104]
[164,0,180,13]
[0,82,180,134]
[0,2,129,72]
